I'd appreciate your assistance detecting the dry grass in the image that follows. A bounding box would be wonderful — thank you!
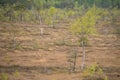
[0,21,120,80]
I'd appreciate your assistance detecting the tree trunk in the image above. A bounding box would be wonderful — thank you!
[40,28,44,35]
[73,52,77,71]
[39,15,42,25]
[81,38,85,70]
[11,29,16,50]
[52,16,55,28]
[20,13,23,23]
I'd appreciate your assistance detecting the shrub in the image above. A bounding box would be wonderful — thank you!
[82,63,108,80]
[14,70,20,77]
[0,73,9,80]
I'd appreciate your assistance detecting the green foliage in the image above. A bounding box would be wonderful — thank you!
[1,0,120,9]
[79,36,89,46]
[58,13,65,20]
[45,17,53,26]
[82,63,108,80]
[99,8,120,25]
[48,6,57,16]
[67,10,75,18]
[0,8,5,20]
[33,0,46,10]
[0,0,119,24]
[110,8,120,23]
[14,70,20,77]
[83,63,103,77]
[70,6,103,70]
[70,6,101,35]
[44,7,58,27]
[0,73,9,80]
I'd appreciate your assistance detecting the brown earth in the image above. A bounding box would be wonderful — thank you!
[0,21,120,80]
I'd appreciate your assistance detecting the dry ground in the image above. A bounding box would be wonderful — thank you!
[0,21,120,80]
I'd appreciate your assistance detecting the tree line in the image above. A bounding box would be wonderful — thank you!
[0,0,120,9]
[0,0,119,23]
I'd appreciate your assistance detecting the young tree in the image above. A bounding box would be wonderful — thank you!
[45,6,57,28]
[67,48,78,72]
[70,6,101,70]
[32,0,46,24]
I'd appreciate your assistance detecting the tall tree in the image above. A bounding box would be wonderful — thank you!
[70,6,102,70]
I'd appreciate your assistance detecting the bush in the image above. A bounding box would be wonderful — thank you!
[82,63,108,80]
[0,73,9,80]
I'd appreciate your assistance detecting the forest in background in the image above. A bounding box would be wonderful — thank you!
[0,0,120,24]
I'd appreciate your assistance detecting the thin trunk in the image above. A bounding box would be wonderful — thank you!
[52,16,55,28]
[40,28,44,35]
[37,10,42,25]
[12,31,16,50]
[20,13,23,23]
[81,40,85,70]
[73,53,77,71]
[81,33,86,70]
[39,15,42,25]
[35,14,38,23]
[69,62,72,74]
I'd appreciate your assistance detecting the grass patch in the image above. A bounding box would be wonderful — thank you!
[82,63,108,80]
[0,73,9,80]
[54,39,77,47]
